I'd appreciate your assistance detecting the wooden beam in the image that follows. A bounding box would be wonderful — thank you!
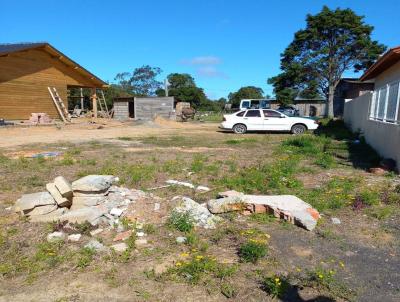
[91,88,98,118]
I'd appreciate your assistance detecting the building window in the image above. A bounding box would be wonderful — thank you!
[370,81,400,124]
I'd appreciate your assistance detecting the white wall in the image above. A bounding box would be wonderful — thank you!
[344,92,400,169]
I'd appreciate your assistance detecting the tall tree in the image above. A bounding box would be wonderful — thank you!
[268,6,386,117]
[157,73,208,108]
[114,65,163,96]
[228,86,264,108]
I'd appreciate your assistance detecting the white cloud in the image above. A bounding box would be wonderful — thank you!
[181,56,221,65]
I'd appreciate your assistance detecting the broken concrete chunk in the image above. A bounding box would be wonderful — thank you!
[14,192,56,213]
[166,180,211,192]
[135,239,148,246]
[110,208,124,217]
[46,182,70,207]
[59,206,108,225]
[196,186,210,192]
[111,242,128,253]
[176,236,187,243]
[47,231,66,242]
[68,233,82,242]
[54,176,73,198]
[90,228,104,236]
[85,239,108,252]
[25,204,58,216]
[72,175,117,192]
[208,192,320,231]
[173,196,222,229]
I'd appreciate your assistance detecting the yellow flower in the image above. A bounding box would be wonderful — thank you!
[180,253,189,257]
[278,282,282,286]
[176,262,182,267]
[196,255,204,260]
[339,261,345,268]
[274,278,280,283]
[296,267,302,272]
[191,248,197,252]
[318,274,324,279]
[264,233,271,239]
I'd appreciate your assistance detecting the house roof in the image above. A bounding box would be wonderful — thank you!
[360,46,400,81]
[0,42,108,88]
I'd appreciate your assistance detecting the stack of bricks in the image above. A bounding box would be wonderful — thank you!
[29,113,53,124]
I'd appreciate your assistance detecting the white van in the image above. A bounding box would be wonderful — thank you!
[240,99,271,110]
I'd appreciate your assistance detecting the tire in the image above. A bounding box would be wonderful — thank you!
[291,124,307,135]
[233,123,247,134]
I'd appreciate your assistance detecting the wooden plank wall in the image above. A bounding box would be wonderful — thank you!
[0,49,96,120]
[134,97,175,120]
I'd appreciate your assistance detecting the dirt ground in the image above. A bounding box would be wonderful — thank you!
[0,118,215,149]
[0,119,399,302]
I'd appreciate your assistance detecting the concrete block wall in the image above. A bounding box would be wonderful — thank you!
[114,102,129,120]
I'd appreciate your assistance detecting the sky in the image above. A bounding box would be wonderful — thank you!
[1,0,400,99]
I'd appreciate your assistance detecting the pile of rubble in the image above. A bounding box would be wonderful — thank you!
[14,175,161,227]
[14,175,320,232]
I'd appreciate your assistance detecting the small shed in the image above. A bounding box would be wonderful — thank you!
[113,97,175,120]
[0,42,108,120]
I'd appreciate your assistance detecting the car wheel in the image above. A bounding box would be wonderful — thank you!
[233,124,247,134]
[291,124,307,135]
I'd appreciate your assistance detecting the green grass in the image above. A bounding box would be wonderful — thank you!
[168,211,194,233]
[238,241,268,263]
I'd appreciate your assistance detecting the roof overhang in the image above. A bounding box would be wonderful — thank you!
[360,46,400,81]
[0,42,108,88]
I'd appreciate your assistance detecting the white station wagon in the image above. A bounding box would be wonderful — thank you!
[219,109,319,134]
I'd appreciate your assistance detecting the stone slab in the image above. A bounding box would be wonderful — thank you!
[54,176,73,198]
[72,175,116,192]
[14,192,56,212]
[46,182,70,207]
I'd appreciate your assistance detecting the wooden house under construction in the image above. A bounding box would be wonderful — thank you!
[0,42,108,120]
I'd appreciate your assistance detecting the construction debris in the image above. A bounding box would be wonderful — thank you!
[207,190,320,231]
[14,175,158,227]
[172,196,222,229]
[29,113,53,125]
[166,180,210,192]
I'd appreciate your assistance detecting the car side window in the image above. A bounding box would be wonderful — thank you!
[241,101,250,108]
[245,110,261,117]
[236,111,245,117]
[263,110,282,118]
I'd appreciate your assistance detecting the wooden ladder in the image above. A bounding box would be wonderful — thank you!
[48,87,71,122]
[97,89,110,118]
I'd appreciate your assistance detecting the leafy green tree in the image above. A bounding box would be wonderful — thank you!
[268,6,386,117]
[158,73,208,108]
[228,86,264,108]
[114,65,163,96]
[167,73,196,89]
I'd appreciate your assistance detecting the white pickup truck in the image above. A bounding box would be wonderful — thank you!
[220,109,319,134]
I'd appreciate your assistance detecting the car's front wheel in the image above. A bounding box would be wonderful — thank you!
[233,123,247,134]
[291,124,307,135]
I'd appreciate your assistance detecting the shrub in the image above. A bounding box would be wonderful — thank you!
[168,211,194,233]
[238,241,267,263]
[262,275,289,298]
[77,247,95,268]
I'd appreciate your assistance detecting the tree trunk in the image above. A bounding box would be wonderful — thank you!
[326,85,335,118]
